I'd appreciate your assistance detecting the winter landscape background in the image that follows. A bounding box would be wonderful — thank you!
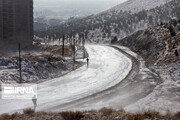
[0,0,180,119]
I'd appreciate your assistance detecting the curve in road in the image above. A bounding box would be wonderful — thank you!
[0,45,132,114]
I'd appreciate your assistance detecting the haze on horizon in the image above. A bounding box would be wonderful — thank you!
[34,0,127,17]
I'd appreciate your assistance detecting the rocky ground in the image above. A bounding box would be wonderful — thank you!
[0,44,86,84]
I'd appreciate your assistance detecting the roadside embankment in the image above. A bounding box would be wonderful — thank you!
[0,44,86,84]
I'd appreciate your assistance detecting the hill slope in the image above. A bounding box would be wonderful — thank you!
[118,19,180,65]
[118,19,180,84]
[35,0,179,43]
[102,0,171,14]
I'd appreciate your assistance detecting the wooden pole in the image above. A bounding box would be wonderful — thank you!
[62,35,65,57]
[73,38,75,70]
[18,43,22,83]
[82,34,85,59]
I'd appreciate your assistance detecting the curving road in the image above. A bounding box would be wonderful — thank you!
[51,45,180,114]
[49,45,161,113]
[0,45,132,114]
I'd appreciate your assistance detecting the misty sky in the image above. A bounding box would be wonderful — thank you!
[34,0,127,14]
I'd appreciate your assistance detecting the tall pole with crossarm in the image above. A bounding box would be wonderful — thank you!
[62,35,65,57]
[82,34,85,59]
[18,43,22,83]
[73,38,76,70]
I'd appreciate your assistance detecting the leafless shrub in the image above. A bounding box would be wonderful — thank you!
[23,108,35,115]
[0,113,11,120]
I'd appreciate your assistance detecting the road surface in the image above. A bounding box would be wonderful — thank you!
[0,45,132,114]
[48,45,161,113]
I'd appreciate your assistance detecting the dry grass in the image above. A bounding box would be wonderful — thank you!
[99,107,113,116]
[127,111,161,120]
[23,108,35,115]
[0,108,180,120]
[0,113,11,120]
[22,54,64,63]
[61,111,84,120]
[40,45,73,57]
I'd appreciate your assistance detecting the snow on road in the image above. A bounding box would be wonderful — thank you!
[55,45,160,112]
[0,45,132,114]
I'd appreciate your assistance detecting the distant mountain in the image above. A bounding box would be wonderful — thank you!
[103,0,171,14]
[35,0,180,44]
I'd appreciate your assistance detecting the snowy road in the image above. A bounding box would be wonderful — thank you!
[0,45,132,114]
[51,45,180,114]
[49,45,162,113]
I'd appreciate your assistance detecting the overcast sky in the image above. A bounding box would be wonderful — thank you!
[34,0,127,12]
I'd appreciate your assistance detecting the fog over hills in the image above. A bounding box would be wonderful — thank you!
[34,0,127,17]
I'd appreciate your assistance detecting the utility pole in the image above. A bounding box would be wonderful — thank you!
[59,37,60,45]
[62,35,65,57]
[82,34,86,59]
[18,43,22,83]
[73,38,76,70]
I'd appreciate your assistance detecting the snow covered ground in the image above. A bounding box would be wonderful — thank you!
[0,45,132,114]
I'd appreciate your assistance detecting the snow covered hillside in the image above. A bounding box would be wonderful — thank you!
[35,0,179,43]
[118,19,180,82]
